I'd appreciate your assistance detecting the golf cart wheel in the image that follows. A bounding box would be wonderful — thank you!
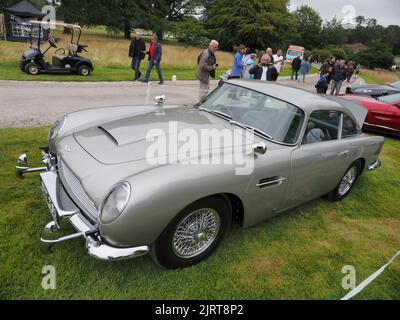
[25,63,40,75]
[78,65,91,76]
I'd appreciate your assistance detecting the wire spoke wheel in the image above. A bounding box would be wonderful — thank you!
[172,208,221,259]
[338,166,357,196]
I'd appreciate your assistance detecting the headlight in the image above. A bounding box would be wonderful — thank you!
[49,116,67,141]
[100,182,131,224]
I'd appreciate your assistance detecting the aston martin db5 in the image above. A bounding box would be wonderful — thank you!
[16,80,384,269]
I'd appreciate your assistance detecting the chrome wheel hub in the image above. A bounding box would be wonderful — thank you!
[172,208,220,259]
[338,167,357,196]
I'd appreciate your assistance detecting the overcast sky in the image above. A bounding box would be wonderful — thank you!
[289,0,400,26]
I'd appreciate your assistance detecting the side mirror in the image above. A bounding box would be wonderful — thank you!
[253,142,267,155]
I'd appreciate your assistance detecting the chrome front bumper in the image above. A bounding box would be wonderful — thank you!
[368,159,382,171]
[17,152,149,261]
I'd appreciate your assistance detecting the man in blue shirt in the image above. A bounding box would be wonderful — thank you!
[231,44,246,78]
[315,70,329,94]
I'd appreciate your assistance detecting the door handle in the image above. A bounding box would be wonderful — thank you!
[337,150,350,157]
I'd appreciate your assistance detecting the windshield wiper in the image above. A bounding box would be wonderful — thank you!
[197,107,232,121]
[230,120,274,140]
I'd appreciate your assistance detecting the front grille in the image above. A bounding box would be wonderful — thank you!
[58,161,98,222]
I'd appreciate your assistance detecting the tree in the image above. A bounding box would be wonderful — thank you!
[320,17,347,47]
[174,16,209,47]
[292,5,322,49]
[58,0,201,39]
[354,39,394,69]
[204,0,295,51]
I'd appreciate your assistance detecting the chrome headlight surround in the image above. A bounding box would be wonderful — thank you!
[49,116,67,141]
[100,182,131,224]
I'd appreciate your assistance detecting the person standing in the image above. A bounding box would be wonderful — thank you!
[231,44,246,78]
[330,60,347,96]
[291,55,301,80]
[196,40,219,99]
[355,63,361,79]
[273,49,285,79]
[315,70,330,94]
[266,48,274,63]
[249,54,278,81]
[326,57,336,85]
[129,32,146,81]
[299,57,311,83]
[243,53,257,79]
[143,35,164,85]
[346,61,355,83]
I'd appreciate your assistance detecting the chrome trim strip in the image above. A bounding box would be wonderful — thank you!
[364,122,400,133]
[257,177,287,188]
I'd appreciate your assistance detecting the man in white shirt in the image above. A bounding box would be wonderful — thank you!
[273,50,285,77]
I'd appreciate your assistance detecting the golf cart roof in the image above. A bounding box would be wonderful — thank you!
[29,20,81,29]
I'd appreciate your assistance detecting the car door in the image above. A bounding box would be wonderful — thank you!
[285,110,350,209]
[366,103,392,130]
[385,104,400,133]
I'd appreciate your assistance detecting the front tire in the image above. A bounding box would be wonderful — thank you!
[329,160,362,201]
[24,62,40,75]
[151,197,231,269]
[78,64,91,76]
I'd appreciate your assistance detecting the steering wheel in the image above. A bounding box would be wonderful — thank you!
[48,36,58,48]
[54,48,66,55]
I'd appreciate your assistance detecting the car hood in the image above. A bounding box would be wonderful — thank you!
[74,106,254,165]
[350,84,400,93]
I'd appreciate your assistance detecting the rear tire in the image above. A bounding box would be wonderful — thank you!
[78,64,91,76]
[151,196,231,269]
[328,160,362,201]
[25,63,40,75]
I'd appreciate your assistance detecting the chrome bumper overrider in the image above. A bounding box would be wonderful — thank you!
[16,151,149,261]
[368,159,382,171]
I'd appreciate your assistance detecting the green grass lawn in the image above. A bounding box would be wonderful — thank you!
[360,74,381,84]
[0,127,399,299]
[0,62,224,82]
[0,63,316,82]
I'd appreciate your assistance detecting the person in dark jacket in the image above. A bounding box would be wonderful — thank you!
[143,35,164,85]
[330,60,347,96]
[315,70,330,94]
[291,56,301,80]
[129,32,146,81]
[249,54,278,82]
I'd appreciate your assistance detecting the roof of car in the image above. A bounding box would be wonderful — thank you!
[227,79,343,111]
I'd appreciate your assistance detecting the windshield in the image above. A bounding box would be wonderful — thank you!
[197,83,305,144]
[389,81,400,89]
[378,92,400,104]
[287,50,303,57]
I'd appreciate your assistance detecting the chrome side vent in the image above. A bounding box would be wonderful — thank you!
[257,176,286,189]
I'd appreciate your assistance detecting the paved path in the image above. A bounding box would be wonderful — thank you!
[0,74,364,128]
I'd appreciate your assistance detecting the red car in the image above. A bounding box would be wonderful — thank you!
[341,93,400,136]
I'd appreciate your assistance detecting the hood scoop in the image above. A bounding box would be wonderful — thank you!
[74,107,245,164]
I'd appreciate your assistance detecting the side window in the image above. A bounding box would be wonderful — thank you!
[342,113,359,138]
[303,110,340,145]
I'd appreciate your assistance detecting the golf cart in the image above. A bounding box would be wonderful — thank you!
[20,21,94,76]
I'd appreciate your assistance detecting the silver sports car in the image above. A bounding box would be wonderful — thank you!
[16,80,384,269]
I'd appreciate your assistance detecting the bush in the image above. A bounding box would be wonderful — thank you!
[354,49,394,69]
